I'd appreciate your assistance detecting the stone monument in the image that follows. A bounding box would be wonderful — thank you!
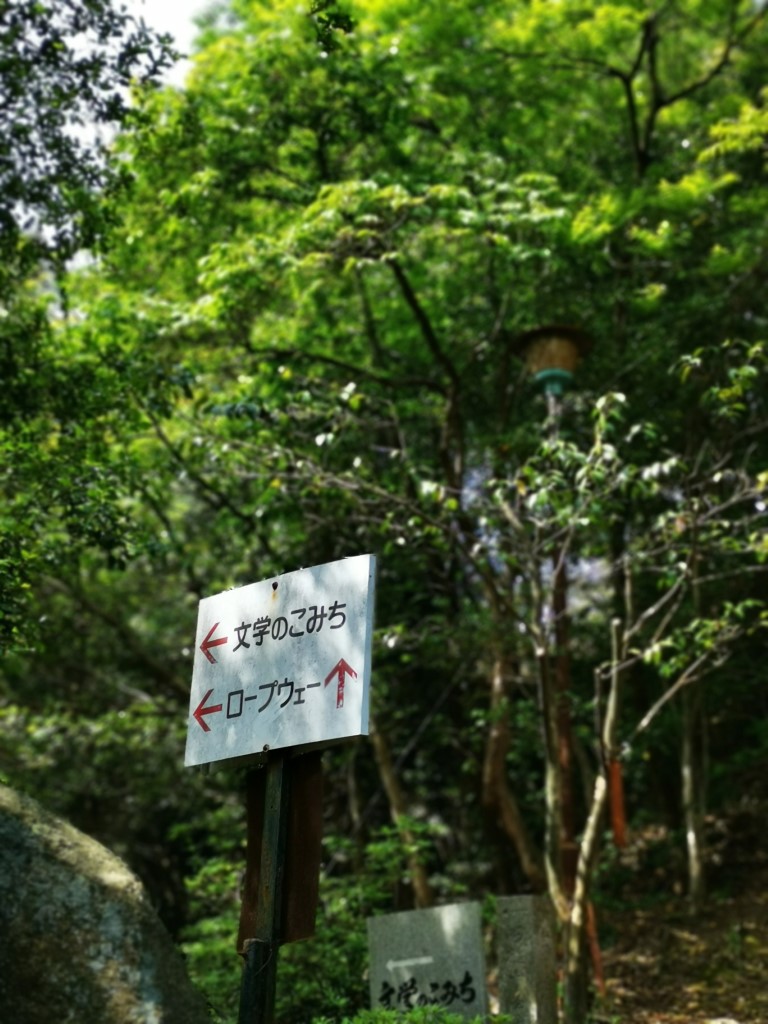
[368,902,488,1018]
[497,895,557,1024]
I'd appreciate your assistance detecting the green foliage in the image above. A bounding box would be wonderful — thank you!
[0,0,176,277]
[315,1012,498,1024]
[180,823,444,1024]
[2,2,768,1022]
[310,0,356,50]
[0,0,177,648]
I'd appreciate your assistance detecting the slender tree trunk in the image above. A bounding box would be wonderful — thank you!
[681,682,706,912]
[553,549,578,898]
[608,523,631,849]
[538,397,572,918]
[482,652,546,891]
[683,554,707,912]
[527,532,579,919]
[537,646,570,921]
[563,773,607,1024]
[563,622,622,1024]
[532,590,569,922]
[347,740,366,873]
[368,720,434,908]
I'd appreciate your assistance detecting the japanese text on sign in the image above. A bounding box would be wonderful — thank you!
[227,675,321,716]
[185,555,375,767]
[202,602,348,665]
[234,602,346,650]
[378,971,477,1010]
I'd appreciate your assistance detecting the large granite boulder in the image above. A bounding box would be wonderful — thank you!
[0,783,211,1024]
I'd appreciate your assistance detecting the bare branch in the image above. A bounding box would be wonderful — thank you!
[386,258,461,390]
[633,648,726,737]
[252,344,444,394]
[44,576,188,698]
[387,257,466,490]
[135,398,279,562]
[355,266,388,368]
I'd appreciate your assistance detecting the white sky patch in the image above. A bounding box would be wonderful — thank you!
[122,0,210,84]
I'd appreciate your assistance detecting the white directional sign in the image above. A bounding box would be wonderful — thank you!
[367,903,488,1017]
[184,554,376,768]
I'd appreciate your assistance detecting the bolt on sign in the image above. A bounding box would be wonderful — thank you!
[367,903,488,1019]
[185,555,376,768]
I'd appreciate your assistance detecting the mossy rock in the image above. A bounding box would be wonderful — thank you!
[0,783,210,1024]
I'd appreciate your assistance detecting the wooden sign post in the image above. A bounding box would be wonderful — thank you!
[238,756,289,1024]
[184,556,376,1024]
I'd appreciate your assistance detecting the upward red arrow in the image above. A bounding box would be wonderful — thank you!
[324,658,357,709]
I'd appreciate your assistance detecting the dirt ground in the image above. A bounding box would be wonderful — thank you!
[595,806,768,1024]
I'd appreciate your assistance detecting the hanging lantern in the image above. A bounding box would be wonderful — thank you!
[517,324,593,396]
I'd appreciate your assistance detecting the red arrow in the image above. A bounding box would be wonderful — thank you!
[193,689,223,732]
[324,658,357,709]
[200,622,228,664]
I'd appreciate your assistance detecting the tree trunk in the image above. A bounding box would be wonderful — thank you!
[482,652,546,891]
[553,549,578,898]
[368,721,434,909]
[537,645,569,922]
[563,622,623,1024]
[563,773,607,1024]
[347,740,367,873]
[681,682,706,912]
[683,553,707,912]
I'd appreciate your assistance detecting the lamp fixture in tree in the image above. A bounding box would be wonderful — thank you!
[517,324,593,399]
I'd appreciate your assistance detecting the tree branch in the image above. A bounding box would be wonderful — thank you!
[136,399,278,561]
[45,576,188,698]
[386,258,461,390]
[252,345,444,394]
[633,648,727,737]
[386,257,466,490]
